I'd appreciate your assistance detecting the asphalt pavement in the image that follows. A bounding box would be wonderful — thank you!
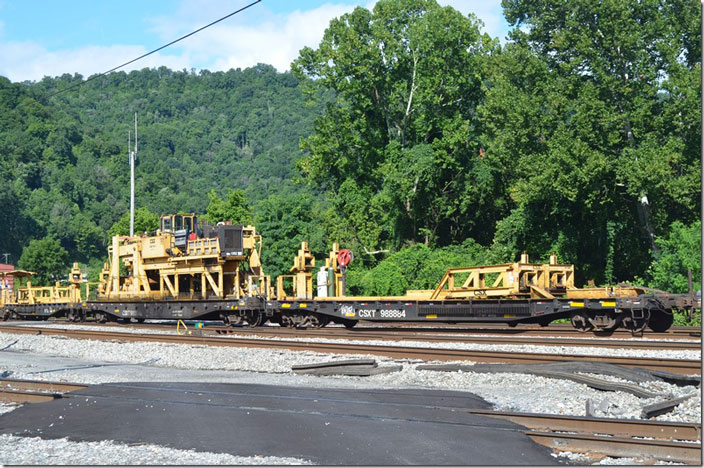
[0,381,559,465]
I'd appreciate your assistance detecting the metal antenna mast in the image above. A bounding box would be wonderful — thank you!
[1,253,9,264]
[130,113,138,237]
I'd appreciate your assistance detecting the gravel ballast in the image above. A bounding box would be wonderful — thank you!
[0,433,310,465]
[15,322,701,360]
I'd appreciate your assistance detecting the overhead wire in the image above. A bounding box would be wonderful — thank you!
[47,0,262,98]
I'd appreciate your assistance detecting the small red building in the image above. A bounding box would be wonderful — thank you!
[0,263,15,290]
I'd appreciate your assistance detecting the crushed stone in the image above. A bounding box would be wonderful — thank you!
[0,433,310,465]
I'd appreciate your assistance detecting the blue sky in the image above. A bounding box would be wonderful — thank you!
[0,0,509,82]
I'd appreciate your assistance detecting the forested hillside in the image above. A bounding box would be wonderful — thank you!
[0,64,329,280]
[0,0,700,296]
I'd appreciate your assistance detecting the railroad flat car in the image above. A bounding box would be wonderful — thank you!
[1,214,698,335]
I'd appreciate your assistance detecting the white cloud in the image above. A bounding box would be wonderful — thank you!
[0,1,359,82]
[148,2,359,72]
[0,1,509,82]
[145,0,507,74]
[0,41,191,82]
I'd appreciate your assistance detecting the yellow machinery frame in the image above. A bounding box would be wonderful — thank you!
[100,225,269,301]
[1,263,83,306]
[430,253,574,300]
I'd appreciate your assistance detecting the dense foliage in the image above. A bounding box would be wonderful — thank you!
[108,207,160,238]
[17,237,69,284]
[645,220,702,293]
[0,64,326,281]
[0,0,700,300]
[204,188,252,225]
[346,239,489,296]
[294,0,701,290]
[292,0,498,253]
[483,0,701,285]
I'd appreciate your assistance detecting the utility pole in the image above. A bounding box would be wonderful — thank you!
[700,1,703,296]
[1,253,9,265]
[129,113,138,237]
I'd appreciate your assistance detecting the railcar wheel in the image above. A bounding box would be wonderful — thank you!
[316,315,331,328]
[648,310,674,333]
[279,313,296,328]
[67,309,84,322]
[592,327,616,337]
[340,319,358,329]
[622,311,649,335]
[222,314,246,327]
[247,313,264,327]
[570,313,593,332]
[305,314,330,328]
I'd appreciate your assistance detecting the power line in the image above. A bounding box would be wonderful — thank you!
[47,0,262,98]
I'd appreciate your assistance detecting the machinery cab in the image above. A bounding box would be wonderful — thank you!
[160,213,245,258]
[160,214,199,233]
[160,214,201,250]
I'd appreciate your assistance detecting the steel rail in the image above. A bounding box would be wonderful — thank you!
[469,410,702,463]
[8,318,701,338]
[468,410,701,441]
[342,323,701,337]
[87,322,704,340]
[0,389,63,404]
[0,324,700,375]
[4,321,700,348]
[1,378,88,393]
[527,431,701,464]
[0,378,87,404]
[207,327,701,350]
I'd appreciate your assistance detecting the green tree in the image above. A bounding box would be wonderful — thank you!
[0,178,35,262]
[480,0,701,284]
[18,236,69,285]
[204,189,252,225]
[646,220,701,293]
[292,0,497,250]
[108,207,160,237]
[253,187,329,279]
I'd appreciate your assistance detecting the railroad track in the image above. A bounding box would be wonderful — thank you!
[5,321,700,350]
[207,326,701,350]
[0,378,87,404]
[0,324,700,375]
[349,323,703,338]
[469,410,702,464]
[8,319,702,338]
